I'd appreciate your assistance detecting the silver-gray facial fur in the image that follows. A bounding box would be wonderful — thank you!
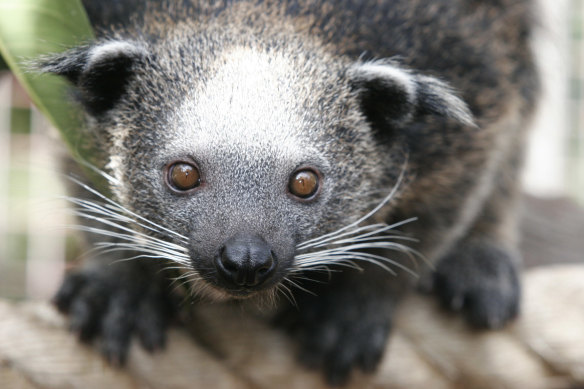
[45,0,539,385]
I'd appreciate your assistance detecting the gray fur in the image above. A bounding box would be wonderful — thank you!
[46,0,539,385]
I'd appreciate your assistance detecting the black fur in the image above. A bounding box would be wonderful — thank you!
[54,261,176,363]
[41,45,144,116]
[434,239,521,328]
[278,262,408,386]
[46,0,538,386]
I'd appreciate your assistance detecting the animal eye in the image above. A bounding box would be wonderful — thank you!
[288,169,319,199]
[167,162,201,191]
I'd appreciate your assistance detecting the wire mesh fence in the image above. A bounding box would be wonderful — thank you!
[568,0,584,200]
[0,72,81,301]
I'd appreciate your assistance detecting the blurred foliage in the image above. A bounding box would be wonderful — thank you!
[0,0,108,191]
[10,108,32,135]
[0,0,93,132]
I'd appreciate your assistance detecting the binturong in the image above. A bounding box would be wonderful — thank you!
[40,0,539,386]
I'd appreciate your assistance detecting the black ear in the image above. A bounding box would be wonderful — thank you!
[40,40,147,116]
[348,61,475,129]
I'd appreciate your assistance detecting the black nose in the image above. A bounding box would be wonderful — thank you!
[215,234,277,288]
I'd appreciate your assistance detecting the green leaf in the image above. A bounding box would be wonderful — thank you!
[0,53,7,70]
[0,0,108,191]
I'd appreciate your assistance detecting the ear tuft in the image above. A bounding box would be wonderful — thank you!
[38,46,90,84]
[86,41,145,69]
[349,61,476,128]
[39,40,147,116]
[414,75,476,127]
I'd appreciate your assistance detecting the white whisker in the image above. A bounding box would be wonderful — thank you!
[297,162,407,249]
[65,196,187,244]
[68,225,190,264]
[298,223,387,250]
[276,282,297,306]
[75,158,122,186]
[66,176,189,242]
[169,271,198,288]
[73,210,188,252]
[285,277,317,296]
[298,218,417,251]
[296,256,364,271]
[292,159,428,277]
[63,174,192,271]
[160,266,191,275]
[98,247,190,266]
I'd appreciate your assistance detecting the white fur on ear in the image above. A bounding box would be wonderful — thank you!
[349,61,476,127]
[39,40,148,116]
[415,74,476,127]
[351,62,417,103]
[87,40,146,69]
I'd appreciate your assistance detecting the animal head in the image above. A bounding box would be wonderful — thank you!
[41,20,473,300]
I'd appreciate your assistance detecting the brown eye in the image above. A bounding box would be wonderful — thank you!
[168,162,200,191]
[289,169,319,199]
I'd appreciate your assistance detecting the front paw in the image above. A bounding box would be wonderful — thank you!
[54,264,175,364]
[283,289,392,386]
[433,239,520,329]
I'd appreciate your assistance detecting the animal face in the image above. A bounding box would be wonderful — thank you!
[42,23,472,299]
[114,42,385,299]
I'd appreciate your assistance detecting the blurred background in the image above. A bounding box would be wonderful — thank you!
[0,0,582,302]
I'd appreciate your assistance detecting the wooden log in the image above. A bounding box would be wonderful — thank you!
[1,265,582,389]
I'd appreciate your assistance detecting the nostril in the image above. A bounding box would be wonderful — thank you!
[222,260,238,273]
[214,235,278,289]
[224,263,238,273]
[219,246,238,273]
[253,251,276,284]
